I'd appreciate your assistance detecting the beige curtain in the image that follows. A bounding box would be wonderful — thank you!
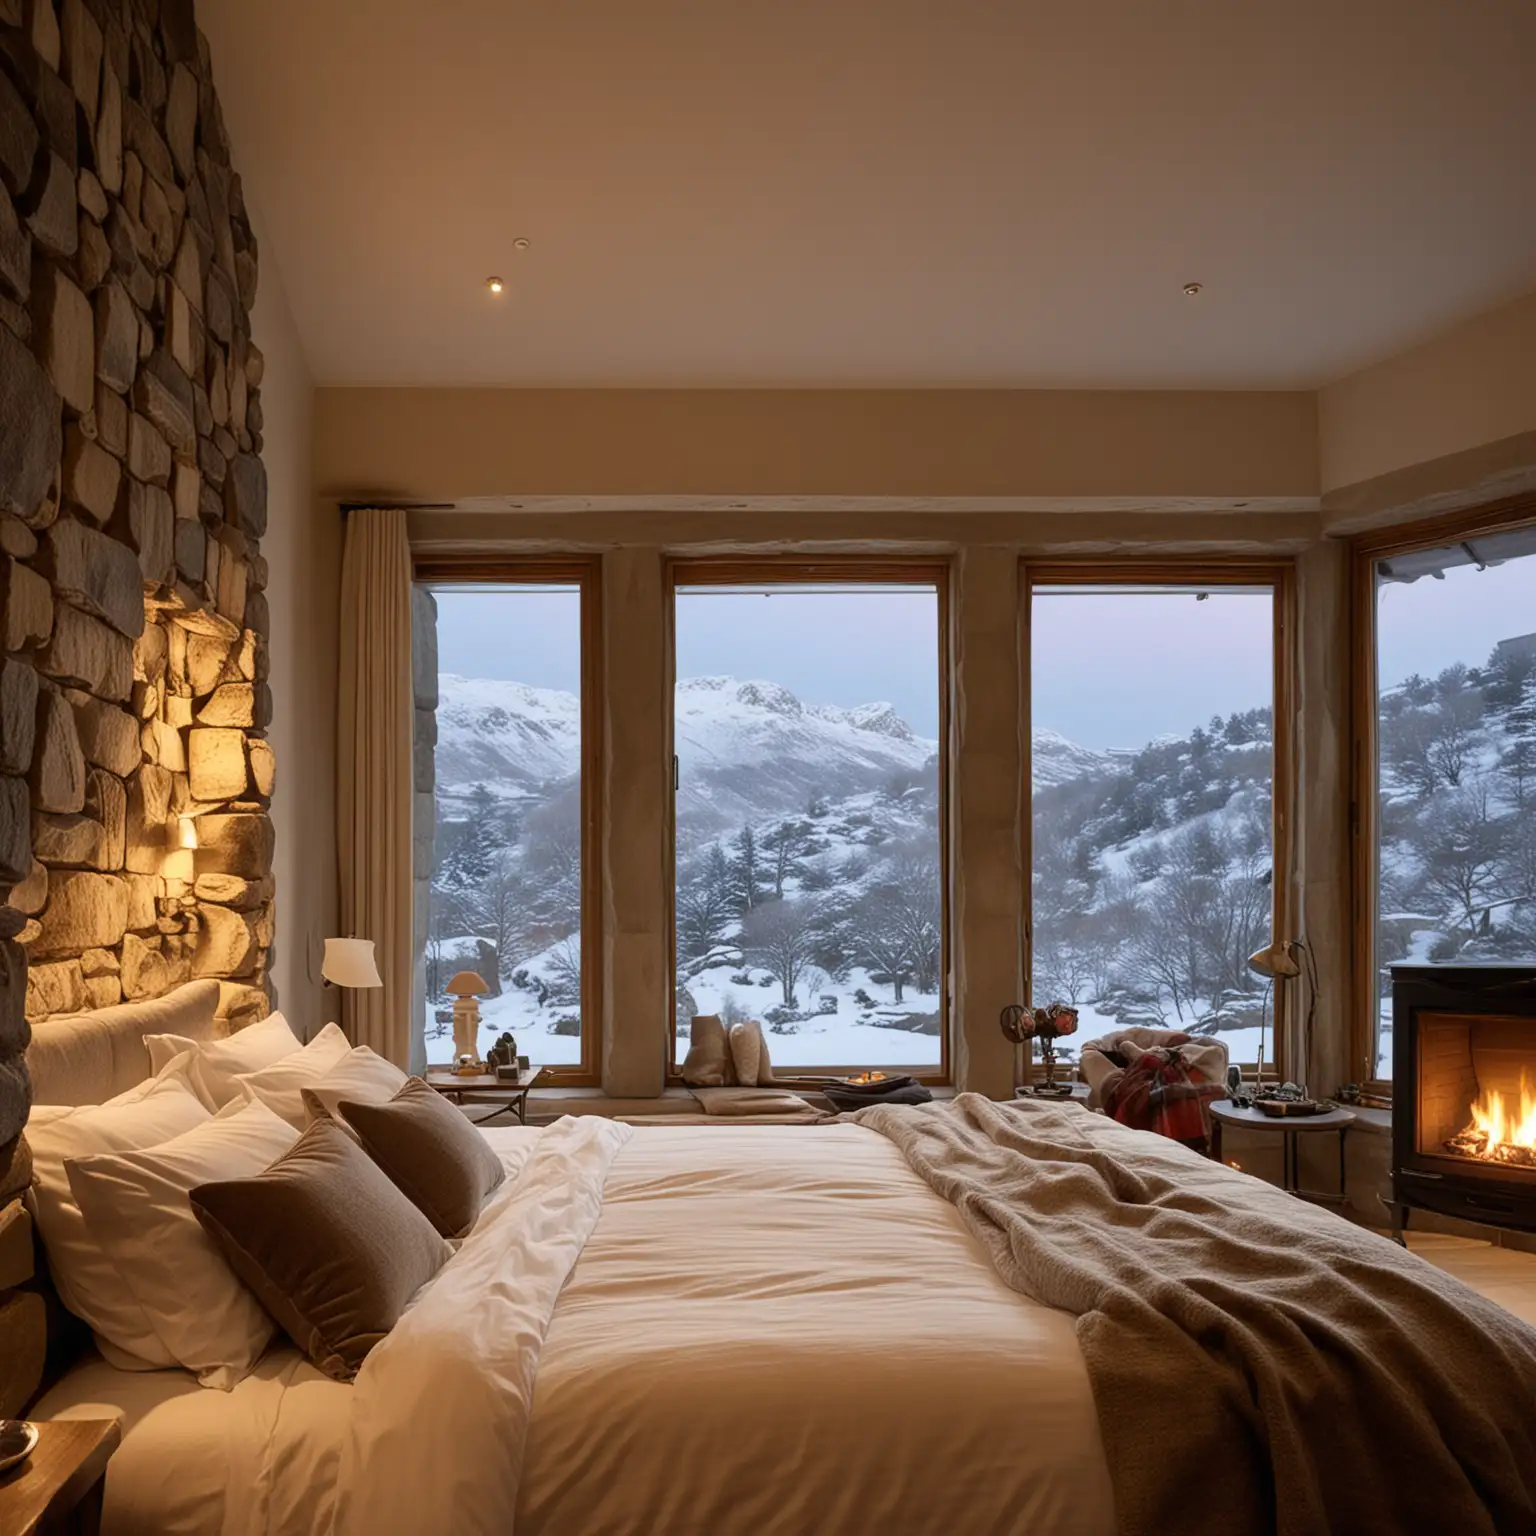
[336,509,414,1066]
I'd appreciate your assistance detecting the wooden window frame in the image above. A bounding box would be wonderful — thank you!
[665,558,954,1085]
[1021,560,1298,1077]
[1348,492,1536,1098]
[410,555,604,1088]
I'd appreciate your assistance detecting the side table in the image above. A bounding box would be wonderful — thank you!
[423,1065,543,1125]
[0,1418,120,1535]
[1209,1100,1356,1205]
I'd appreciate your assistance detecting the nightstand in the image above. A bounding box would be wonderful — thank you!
[1209,1100,1357,1205]
[424,1064,543,1125]
[0,1418,120,1535]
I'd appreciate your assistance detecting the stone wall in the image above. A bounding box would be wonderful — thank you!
[0,0,273,1152]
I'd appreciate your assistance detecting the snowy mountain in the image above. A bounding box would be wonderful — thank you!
[434,674,580,799]
[437,672,1108,827]
[673,676,937,834]
[1033,728,1111,788]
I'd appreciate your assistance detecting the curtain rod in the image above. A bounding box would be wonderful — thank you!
[339,502,455,515]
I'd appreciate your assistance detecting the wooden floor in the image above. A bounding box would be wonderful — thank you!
[1406,1233,1536,1327]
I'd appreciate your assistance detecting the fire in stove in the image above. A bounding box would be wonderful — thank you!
[1444,1072,1536,1168]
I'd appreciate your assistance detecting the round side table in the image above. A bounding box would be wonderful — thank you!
[1208,1100,1356,1206]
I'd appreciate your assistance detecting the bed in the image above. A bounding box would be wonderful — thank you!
[34,1119,1112,1534]
[18,992,1536,1536]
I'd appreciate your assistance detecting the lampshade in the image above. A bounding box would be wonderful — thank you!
[446,970,490,998]
[1247,940,1302,980]
[322,937,383,989]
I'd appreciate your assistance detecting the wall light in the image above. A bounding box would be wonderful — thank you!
[486,276,504,294]
[178,815,199,850]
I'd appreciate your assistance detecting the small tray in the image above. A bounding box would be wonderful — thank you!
[0,1419,38,1473]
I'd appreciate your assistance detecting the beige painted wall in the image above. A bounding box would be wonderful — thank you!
[1319,288,1536,498]
[250,220,340,1037]
[315,387,1319,507]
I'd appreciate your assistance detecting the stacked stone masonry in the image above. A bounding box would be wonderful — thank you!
[0,0,274,1152]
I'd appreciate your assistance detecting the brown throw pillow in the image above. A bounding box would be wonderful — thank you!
[189,1118,451,1381]
[338,1077,507,1240]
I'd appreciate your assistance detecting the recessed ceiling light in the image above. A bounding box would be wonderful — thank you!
[513,237,530,251]
[1183,281,1203,297]
[486,276,504,294]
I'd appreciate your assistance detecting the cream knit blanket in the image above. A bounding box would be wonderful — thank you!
[853,1094,1536,1536]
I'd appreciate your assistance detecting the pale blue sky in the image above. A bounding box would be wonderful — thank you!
[429,554,1536,755]
[1377,556,1536,690]
[674,588,941,737]
[434,587,582,694]
[1031,590,1273,752]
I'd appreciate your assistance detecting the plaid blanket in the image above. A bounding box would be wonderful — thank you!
[1103,1043,1223,1150]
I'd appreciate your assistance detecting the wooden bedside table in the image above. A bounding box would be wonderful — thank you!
[1209,1100,1356,1205]
[0,1419,120,1535]
[424,1064,543,1125]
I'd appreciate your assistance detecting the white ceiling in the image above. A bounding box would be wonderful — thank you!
[199,0,1536,390]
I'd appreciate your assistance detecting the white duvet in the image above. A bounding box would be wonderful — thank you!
[334,1115,631,1534]
[40,1119,1115,1536]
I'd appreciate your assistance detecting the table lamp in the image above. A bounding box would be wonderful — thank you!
[445,971,490,1071]
[1247,939,1301,1089]
[321,938,383,1034]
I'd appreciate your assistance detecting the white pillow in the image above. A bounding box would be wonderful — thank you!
[300,1045,409,1126]
[148,1010,303,1109]
[67,1097,299,1389]
[235,1023,352,1128]
[26,1075,210,1367]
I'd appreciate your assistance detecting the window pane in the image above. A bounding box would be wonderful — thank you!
[415,584,584,1068]
[1030,587,1276,1069]
[1373,529,1536,1079]
[673,583,944,1069]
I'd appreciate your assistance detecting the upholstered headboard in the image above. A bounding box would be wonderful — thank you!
[3,981,230,1414]
[24,980,227,1108]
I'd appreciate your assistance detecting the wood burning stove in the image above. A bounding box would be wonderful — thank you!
[1390,964,1536,1240]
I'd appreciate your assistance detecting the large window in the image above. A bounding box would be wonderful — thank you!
[670,564,948,1076]
[1026,567,1291,1072]
[412,562,599,1080]
[1355,516,1536,1083]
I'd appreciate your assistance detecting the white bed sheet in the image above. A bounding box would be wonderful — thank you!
[36,1123,1115,1535]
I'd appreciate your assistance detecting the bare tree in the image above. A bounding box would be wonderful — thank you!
[741,898,820,1007]
[1383,710,1449,798]
[884,849,942,992]
[544,935,582,1006]
[1411,779,1509,934]
[1032,934,1095,1007]
[1426,676,1485,789]
[850,886,916,1002]
[482,847,526,977]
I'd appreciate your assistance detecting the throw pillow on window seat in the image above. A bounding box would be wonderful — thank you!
[681,1014,733,1086]
[727,1021,776,1086]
